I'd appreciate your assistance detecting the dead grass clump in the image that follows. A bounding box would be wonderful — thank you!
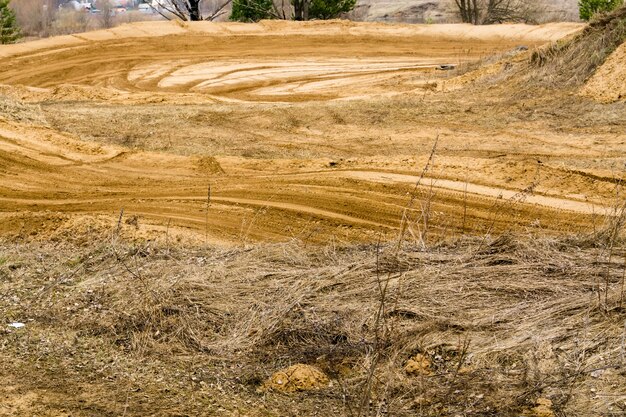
[0,93,47,125]
[449,45,530,80]
[50,10,91,35]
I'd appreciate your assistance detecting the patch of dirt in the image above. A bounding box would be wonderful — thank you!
[581,41,626,102]
[0,21,582,103]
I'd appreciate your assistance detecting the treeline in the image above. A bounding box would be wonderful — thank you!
[152,0,357,22]
[2,0,625,43]
[454,0,624,25]
[7,0,155,38]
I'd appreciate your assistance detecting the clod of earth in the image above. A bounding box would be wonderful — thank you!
[404,353,432,376]
[458,366,473,374]
[413,396,433,408]
[531,398,556,417]
[262,364,330,393]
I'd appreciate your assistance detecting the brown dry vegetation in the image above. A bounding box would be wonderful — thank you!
[1,217,625,416]
[0,13,626,417]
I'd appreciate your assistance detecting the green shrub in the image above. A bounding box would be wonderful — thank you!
[0,0,21,44]
[230,0,274,22]
[308,0,356,19]
[579,0,624,21]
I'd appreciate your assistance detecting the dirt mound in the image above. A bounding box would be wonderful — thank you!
[448,6,626,96]
[49,84,124,101]
[580,41,626,102]
[528,5,626,86]
[0,83,126,103]
[262,364,330,393]
[194,156,225,175]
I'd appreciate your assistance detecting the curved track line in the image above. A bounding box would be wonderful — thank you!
[338,171,603,214]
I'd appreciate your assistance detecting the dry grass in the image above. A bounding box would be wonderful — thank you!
[1,214,625,416]
[0,94,47,125]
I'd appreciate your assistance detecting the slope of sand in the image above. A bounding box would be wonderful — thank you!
[1,20,623,244]
[581,41,626,103]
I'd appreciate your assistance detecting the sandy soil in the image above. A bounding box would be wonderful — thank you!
[1,20,623,245]
[582,41,626,103]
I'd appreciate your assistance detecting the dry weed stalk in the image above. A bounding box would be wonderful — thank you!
[205,184,211,245]
[397,135,439,251]
[476,161,541,253]
[356,135,440,416]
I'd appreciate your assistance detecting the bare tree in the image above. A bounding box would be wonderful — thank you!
[151,0,233,21]
[12,0,61,37]
[292,0,308,20]
[97,0,114,28]
[482,0,538,24]
[272,0,291,19]
[455,0,480,24]
[454,0,539,24]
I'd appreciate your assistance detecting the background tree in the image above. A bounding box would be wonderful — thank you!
[10,0,42,36]
[230,0,274,21]
[482,0,539,24]
[579,0,624,21]
[0,0,21,44]
[308,0,356,19]
[292,0,355,20]
[454,0,539,25]
[97,0,114,28]
[455,0,480,24]
[151,0,233,21]
[292,0,308,20]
